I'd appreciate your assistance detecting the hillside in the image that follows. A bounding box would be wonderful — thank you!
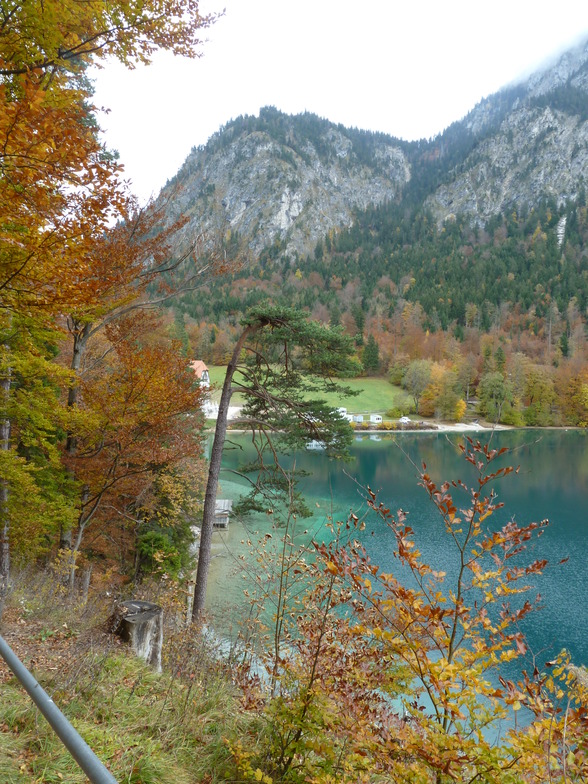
[150,38,588,429]
[159,40,588,340]
[159,38,588,258]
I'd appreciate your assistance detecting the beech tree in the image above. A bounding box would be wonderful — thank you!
[57,192,232,562]
[0,0,218,585]
[63,313,205,582]
[402,358,433,414]
[478,371,514,424]
[1,0,218,317]
[192,305,360,619]
[0,313,78,595]
[0,0,217,80]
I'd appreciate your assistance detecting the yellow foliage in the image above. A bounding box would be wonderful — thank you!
[454,398,467,422]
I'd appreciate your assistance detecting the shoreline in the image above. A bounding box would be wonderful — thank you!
[206,405,585,436]
[217,415,514,436]
[205,404,514,435]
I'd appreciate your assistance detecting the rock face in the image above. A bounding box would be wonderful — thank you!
[426,39,588,226]
[159,108,410,259]
[429,106,588,225]
[157,39,588,255]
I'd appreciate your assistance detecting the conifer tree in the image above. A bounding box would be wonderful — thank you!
[362,334,381,374]
[192,305,360,619]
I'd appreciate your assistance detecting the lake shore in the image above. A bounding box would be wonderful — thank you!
[210,404,513,435]
[395,420,512,434]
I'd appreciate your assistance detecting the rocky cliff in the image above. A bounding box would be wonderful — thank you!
[426,39,588,226]
[160,108,410,259]
[158,38,588,259]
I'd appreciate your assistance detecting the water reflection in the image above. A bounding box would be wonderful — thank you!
[216,430,588,668]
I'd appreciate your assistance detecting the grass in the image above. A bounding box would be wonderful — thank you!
[0,652,241,783]
[0,576,248,784]
[206,366,411,415]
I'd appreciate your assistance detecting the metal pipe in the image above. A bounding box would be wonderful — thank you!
[0,633,118,784]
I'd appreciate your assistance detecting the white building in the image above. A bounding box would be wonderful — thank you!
[189,360,210,388]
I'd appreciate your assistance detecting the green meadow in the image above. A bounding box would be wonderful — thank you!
[205,367,411,415]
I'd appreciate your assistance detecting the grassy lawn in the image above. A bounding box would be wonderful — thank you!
[206,367,411,415]
[206,365,246,403]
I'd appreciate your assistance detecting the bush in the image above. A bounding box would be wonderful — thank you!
[136,530,183,578]
[501,406,525,427]
[385,401,414,418]
[378,421,398,430]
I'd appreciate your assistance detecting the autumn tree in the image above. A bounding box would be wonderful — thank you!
[63,313,205,582]
[478,371,515,424]
[1,0,219,325]
[0,1,217,80]
[402,358,432,414]
[0,313,78,595]
[55,199,231,574]
[455,354,478,404]
[192,305,360,619]
[556,367,588,426]
[0,0,219,584]
[434,368,465,421]
[0,74,125,312]
[231,514,409,783]
[509,651,588,782]
[523,364,556,426]
[55,171,234,555]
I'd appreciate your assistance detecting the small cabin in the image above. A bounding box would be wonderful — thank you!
[213,499,233,529]
[369,414,383,425]
[353,414,364,424]
[190,360,210,388]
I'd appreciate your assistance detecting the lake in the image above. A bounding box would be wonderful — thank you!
[208,428,588,670]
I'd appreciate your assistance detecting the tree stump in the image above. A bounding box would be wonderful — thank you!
[111,600,163,671]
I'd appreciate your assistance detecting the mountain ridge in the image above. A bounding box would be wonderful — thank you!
[427,38,588,226]
[158,36,588,263]
[160,107,412,259]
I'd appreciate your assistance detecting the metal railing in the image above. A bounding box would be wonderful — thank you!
[0,633,118,784]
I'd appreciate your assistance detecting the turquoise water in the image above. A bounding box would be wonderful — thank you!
[213,429,588,669]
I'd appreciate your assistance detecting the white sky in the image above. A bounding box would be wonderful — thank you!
[91,0,588,204]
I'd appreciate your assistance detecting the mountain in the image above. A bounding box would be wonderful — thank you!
[160,107,411,259]
[155,38,588,375]
[159,38,588,263]
[427,39,588,226]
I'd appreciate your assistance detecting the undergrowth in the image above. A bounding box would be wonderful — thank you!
[0,570,247,783]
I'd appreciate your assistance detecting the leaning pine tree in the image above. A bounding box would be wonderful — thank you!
[192,305,360,619]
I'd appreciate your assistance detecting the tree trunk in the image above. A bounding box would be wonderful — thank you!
[80,565,92,605]
[112,600,163,671]
[191,325,255,620]
[68,487,90,591]
[0,346,11,597]
[190,305,357,620]
[61,322,91,552]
